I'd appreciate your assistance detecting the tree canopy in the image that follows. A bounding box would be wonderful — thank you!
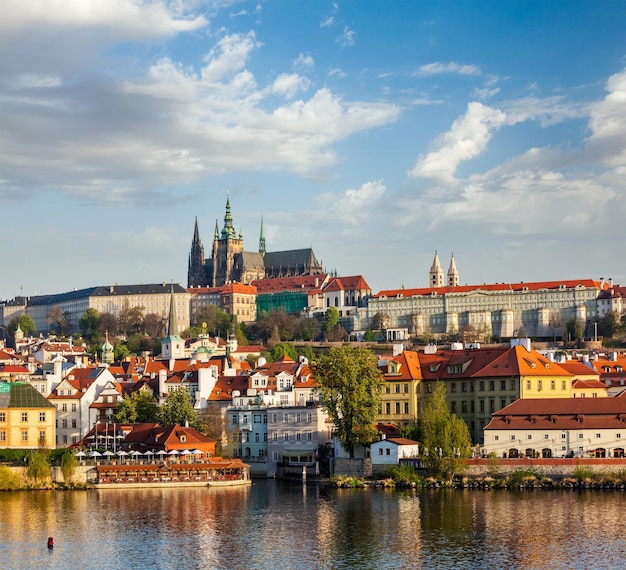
[421,382,472,479]
[158,386,201,430]
[114,390,159,424]
[9,313,36,336]
[314,346,383,458]
[79,308,100,342]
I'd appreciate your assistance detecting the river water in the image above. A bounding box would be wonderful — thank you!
[1,481,625,570]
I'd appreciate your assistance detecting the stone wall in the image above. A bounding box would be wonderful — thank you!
[333,458,372,478]
[464,458,626,478]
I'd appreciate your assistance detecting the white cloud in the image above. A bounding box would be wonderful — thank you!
[13,74,63,89]
[416,62,481,77]
[293,53,314,70]
[269,73,310,99]
[0,0,208,39]
[503,95,587,127]
[585,68,626,167]
[321,16,335,28]
[337,26,355,48]
[315,180,386,226]
[410,102,506,182]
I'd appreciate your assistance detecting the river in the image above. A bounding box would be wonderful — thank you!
[1,481,625,569]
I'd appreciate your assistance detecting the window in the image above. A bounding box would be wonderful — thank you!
[254,415,262,423]
[39,431,45,443]
[0,412,5,422]
[242,416,248,425]
[307,432,312,441]
[480,400,485,413]
[62,404,67,412]
[527,434,532,440]
[21,412,28,422]
[404,384,409,393]
[537,380,543,391]
[578,433,583,439]
[451,402,457,414]
[501,380,506,391]
[385,402,390,414]
[39,412,46,422]
[283,432,289,441]
[386,448,391,455]
[0,431,5,441]
[21,430,28,442]
[479,381,485,391]
[471,400,475,413]
[511,435,516,440]
[395,384,400,393]
[385,385,391,394]
[404,402,409,414]
[426,384,432,393]
[494,435,499,441]
[254,433,260,442]
[561,434,566,439]
[618,434,622,439]
[71,403,77,412]
[526,380,531,390]
[296,413,301,423]
[283,414,289,423]
[596,433,601,438]
[272,432,277,441]
[551,380,556,390]
[264,433,268,442]
[232,415,238,425]
[296,433,301,441]
[307,413,312,423]
[462,382,467,392]
[451,383,457,393]
[489,381,495,391]
[489,400,495,413]
[562,380,566,390]
[273,452,279,462]
[395,403,401,414]
[544,434,549,439]
[378,448,383,455]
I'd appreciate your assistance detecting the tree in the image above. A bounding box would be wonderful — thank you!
[324,306,340,333]
[300,345,316,364]
[314,346,384,458]
[548,312,562,342]
[566,317,584,342]
[143,313,167,338]
[421,382,472,480]
[79,308,100,342]
[295,317,322,342]
[47,306,70,336]
[114,390,159,424]
[598,311,622,339]
[27,450,51,485]
[158,386,201,430]
[371,312,389,331]
[98,312,118,337]
[118,300,145,336]
[114,344,130,362]
[9,313,36,337]
[270,342,297,361]
[60,450,78,487]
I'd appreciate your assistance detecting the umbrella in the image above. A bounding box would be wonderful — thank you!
[116,450,129,456]
[102,450,115,457]
[155,450,166,457]
[180,449,192,455]
[89,451,102,457]
[144,450,154,456]
[190,449,202,455]
[74,451,86,457]
[167,449,180,456]
[130,450,143,456]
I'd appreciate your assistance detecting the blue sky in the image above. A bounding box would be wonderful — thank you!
[1,0,626,300]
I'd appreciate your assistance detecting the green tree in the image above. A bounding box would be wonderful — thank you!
[300,345,316,364]
[566,317,584,342]
[324,306,340,333]
[114,344,130,361]
[9,313,36,336]
[27,451,51,485]
[421,382,472,479]
[363,327,376,342]
[598,311,622,339]
[60,450,78,486]
[118,300,145,336]
[114,390,159,423]
[79,308,100,342]
[270,342,297,361]
[314,346,384,458]
[158,386,201,430]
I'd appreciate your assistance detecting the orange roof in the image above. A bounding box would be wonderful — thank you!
[373,278,604,299]
[252,274,328,294]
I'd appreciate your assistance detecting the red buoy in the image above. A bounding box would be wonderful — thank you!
[47,537,54,549]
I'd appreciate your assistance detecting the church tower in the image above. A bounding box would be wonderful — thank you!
[429,251,444,288]
[259,215,266,256]
[212,195,244,286]
[161,285,185,360]
[187,217,206,287]
[447,254,459,287]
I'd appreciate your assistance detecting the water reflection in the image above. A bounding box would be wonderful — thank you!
[1,484,626,569]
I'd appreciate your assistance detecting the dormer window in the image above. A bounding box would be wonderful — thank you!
[180,435,186,443]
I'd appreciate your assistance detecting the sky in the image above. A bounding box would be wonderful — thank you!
[1,0,626,300]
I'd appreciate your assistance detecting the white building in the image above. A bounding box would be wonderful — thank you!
[371,437,420,468]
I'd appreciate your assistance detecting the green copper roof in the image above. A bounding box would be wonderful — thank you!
[0,383,55,408]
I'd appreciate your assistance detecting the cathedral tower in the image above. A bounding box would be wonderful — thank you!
[447,254,459,287]
[429,251,444,288]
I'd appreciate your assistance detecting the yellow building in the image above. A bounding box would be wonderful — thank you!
[378,350,423,428]
[0,382,56,449]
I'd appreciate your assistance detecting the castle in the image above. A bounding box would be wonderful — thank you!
[187,197,325,288]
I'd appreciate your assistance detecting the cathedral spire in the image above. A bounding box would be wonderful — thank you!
[221,193,236,239]
[187,217,206,287]
[259,215,266,255]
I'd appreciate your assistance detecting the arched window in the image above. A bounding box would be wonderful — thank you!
[335,297,339,307]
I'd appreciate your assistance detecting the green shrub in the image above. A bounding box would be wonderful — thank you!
[383,464,425,485]
[27,451,51,485]
[507,467,542,486]
[0,466,24,490]
[573,465,595,482]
